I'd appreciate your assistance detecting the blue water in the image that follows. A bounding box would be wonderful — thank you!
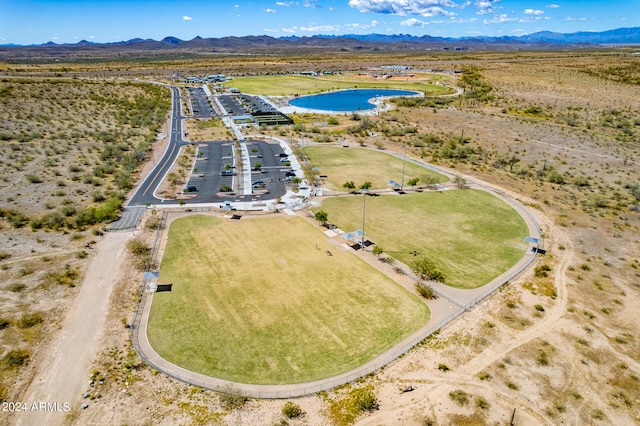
[289,89,419,112]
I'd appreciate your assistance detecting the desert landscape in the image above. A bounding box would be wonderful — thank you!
[0,45,639,426]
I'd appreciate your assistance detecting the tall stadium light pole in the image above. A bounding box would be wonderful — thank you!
[400,144,407,191]
[361,188,367,249]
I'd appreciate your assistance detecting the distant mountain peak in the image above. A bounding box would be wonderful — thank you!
[162,36,183,45]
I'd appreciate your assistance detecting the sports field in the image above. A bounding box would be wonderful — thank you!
[315,190,528,289]
[147,215,430,384]
[223,74,455,96]
[303,146,448,190]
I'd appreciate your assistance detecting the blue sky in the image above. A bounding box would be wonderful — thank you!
[1,0,636,45]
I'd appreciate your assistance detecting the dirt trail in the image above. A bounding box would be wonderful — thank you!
[13,231,132,426]
[358,218,572,425]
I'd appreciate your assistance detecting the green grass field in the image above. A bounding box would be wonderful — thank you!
[315,190,528,289]
[223,74,454,96]
[303,146,448,190]
[147,215,430,384]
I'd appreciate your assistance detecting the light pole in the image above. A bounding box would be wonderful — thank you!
[400,144,407,192]
[361,188,367,249]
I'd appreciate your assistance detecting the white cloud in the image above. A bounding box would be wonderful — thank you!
[482,13,515,24]
[546,4,559,8]
[276,1,295,5]
[524,9,543,15]
[401,18,429,27]
[475,0,498,15]
[431,16,477,24]
[565,16,588,21]
[348,0,459,17]
[348,19,380,29]
[281,24,341,33]
[265,8,276,13]
[183,15,193,21]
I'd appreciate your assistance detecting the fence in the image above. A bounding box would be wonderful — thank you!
[128,184,541,398]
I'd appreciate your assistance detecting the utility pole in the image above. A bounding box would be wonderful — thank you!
[400,144,407,192]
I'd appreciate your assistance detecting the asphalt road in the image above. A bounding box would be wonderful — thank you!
[128,86,188,206]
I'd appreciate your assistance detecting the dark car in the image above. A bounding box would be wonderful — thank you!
[285,171,296,177]
[221,170,236,176]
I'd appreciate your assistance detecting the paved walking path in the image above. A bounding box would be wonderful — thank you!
[130,180,541,398]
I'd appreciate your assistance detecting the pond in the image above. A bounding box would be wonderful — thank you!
[288,88,419,112]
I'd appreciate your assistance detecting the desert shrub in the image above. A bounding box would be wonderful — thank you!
[17,313,43,329]
[8,282,26,292]
[416,282,437,299]
[537,349,549,366]
[327,385,378,425]
[47,265,80,287]
[0,318,10,330]
[547,170,565,184]
[0,250,10,260]
[2,349,30,368]
[127,238,151,271]
[534,264,551,277]
[219,386,248,410]
[477,371,491,381]
[438,363,450,372]
[282,401,302,419]
[449,389,469,405]
[25,174,43,183]
[146,215,161,230]
[475,396,490,410]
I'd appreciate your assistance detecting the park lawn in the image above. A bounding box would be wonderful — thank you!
[315,190,529,289]
[148,214,430,384]
[223,75,454,96]
[303,146,448,190]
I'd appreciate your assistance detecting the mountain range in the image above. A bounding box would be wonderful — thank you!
[1,27,638,59]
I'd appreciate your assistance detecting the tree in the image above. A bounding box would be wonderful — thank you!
[421,174,439,188]
[411,257,445,283]
[372,245,384,258]
[359,181,372,191]
[314,210,328,224]
[343,181,356,191]
[453,175,467,189]
[407,177,420,187]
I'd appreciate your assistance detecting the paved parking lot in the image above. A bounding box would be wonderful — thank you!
[180,140,287,203]
[187,86,217,118]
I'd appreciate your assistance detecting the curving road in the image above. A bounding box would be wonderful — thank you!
[128,86,189,206]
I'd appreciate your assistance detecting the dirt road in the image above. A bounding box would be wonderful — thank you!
[13,231,132,426]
